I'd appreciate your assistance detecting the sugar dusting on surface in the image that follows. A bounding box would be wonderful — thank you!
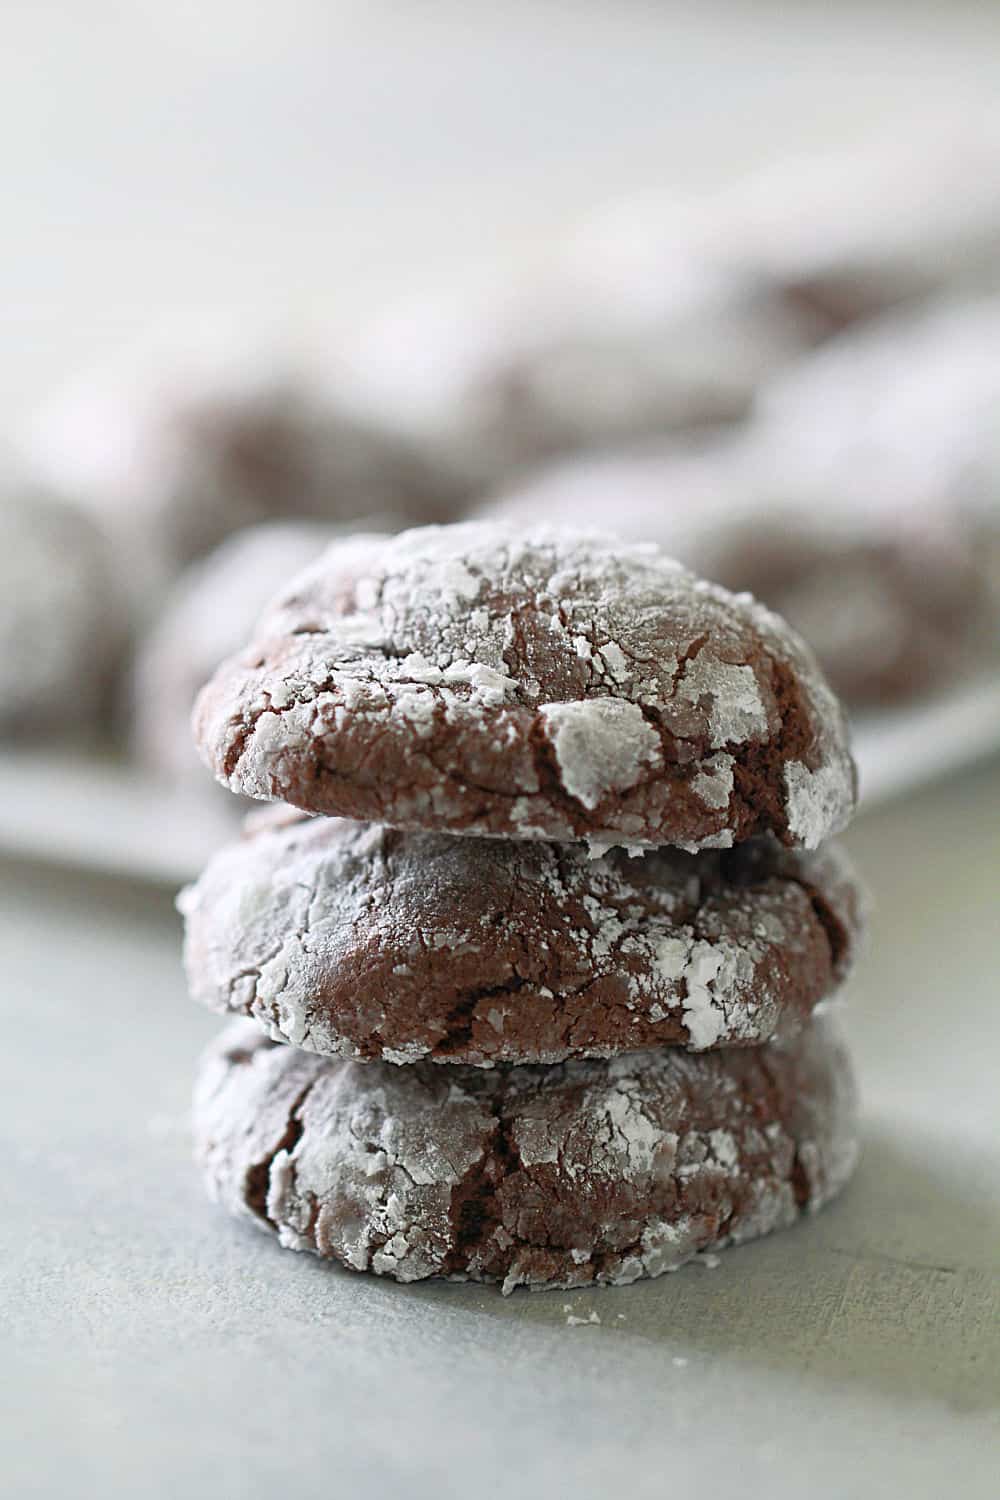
[540,698,662,808]
[784,760,856,850]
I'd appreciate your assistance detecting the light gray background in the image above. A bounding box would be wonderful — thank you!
[5,0,1000,426]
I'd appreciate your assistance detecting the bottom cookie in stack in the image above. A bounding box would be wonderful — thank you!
[193,1014,857,1293]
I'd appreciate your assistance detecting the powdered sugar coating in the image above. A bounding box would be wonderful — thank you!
[539,699,662,809]
[193,1014,859,1291]
[193,522,856,851]
[0,491,122,735]
[180,812,863,1065]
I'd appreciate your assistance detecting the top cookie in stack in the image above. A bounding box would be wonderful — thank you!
[185,522,862,1292]
[193,522,856,853]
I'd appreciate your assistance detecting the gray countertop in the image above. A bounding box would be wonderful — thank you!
[4,760,999,1499]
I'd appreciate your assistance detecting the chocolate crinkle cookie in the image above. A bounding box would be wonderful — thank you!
[30,365,471,585]
[180,811,863,1065]
[135,383,467,565]
[343,268,806,493]
[193,522,856,852]
[0,490,122,737]
[194,1014,858,1292]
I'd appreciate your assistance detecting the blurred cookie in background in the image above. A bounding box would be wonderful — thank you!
[481,428,996,712]
[25,343,472,614]
[130,521,340,788]
[126,380,466,563]
[693,504,994,709]
[477,436,751,555]
[758,295,1000,524]
[482,289,1000,711]
[342,263,808,494]
[755,294,1000,667]
[0,488,124,739]
[343,123,1000,499]
[578,124,1000,350]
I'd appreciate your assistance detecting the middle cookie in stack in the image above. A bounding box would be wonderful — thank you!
[185,522,863,1291]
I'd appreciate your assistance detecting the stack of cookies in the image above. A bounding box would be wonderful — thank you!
[182,522,864,1292]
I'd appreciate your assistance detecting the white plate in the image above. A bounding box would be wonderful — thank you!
[3,672,1000,886]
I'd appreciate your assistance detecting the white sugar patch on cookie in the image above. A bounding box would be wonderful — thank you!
[541,697,662,808]
[598,1079,674,1175]
[676,655,769,748]
[784,759,854,850]
[652,934,757,1050]
[441,660,519,706]
[238,698,326,794]
[689,751,735,810]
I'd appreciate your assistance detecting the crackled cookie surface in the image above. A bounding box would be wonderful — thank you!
[194,1014,858,1291]
[181,811,863,1065]
[194,523,856,851]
